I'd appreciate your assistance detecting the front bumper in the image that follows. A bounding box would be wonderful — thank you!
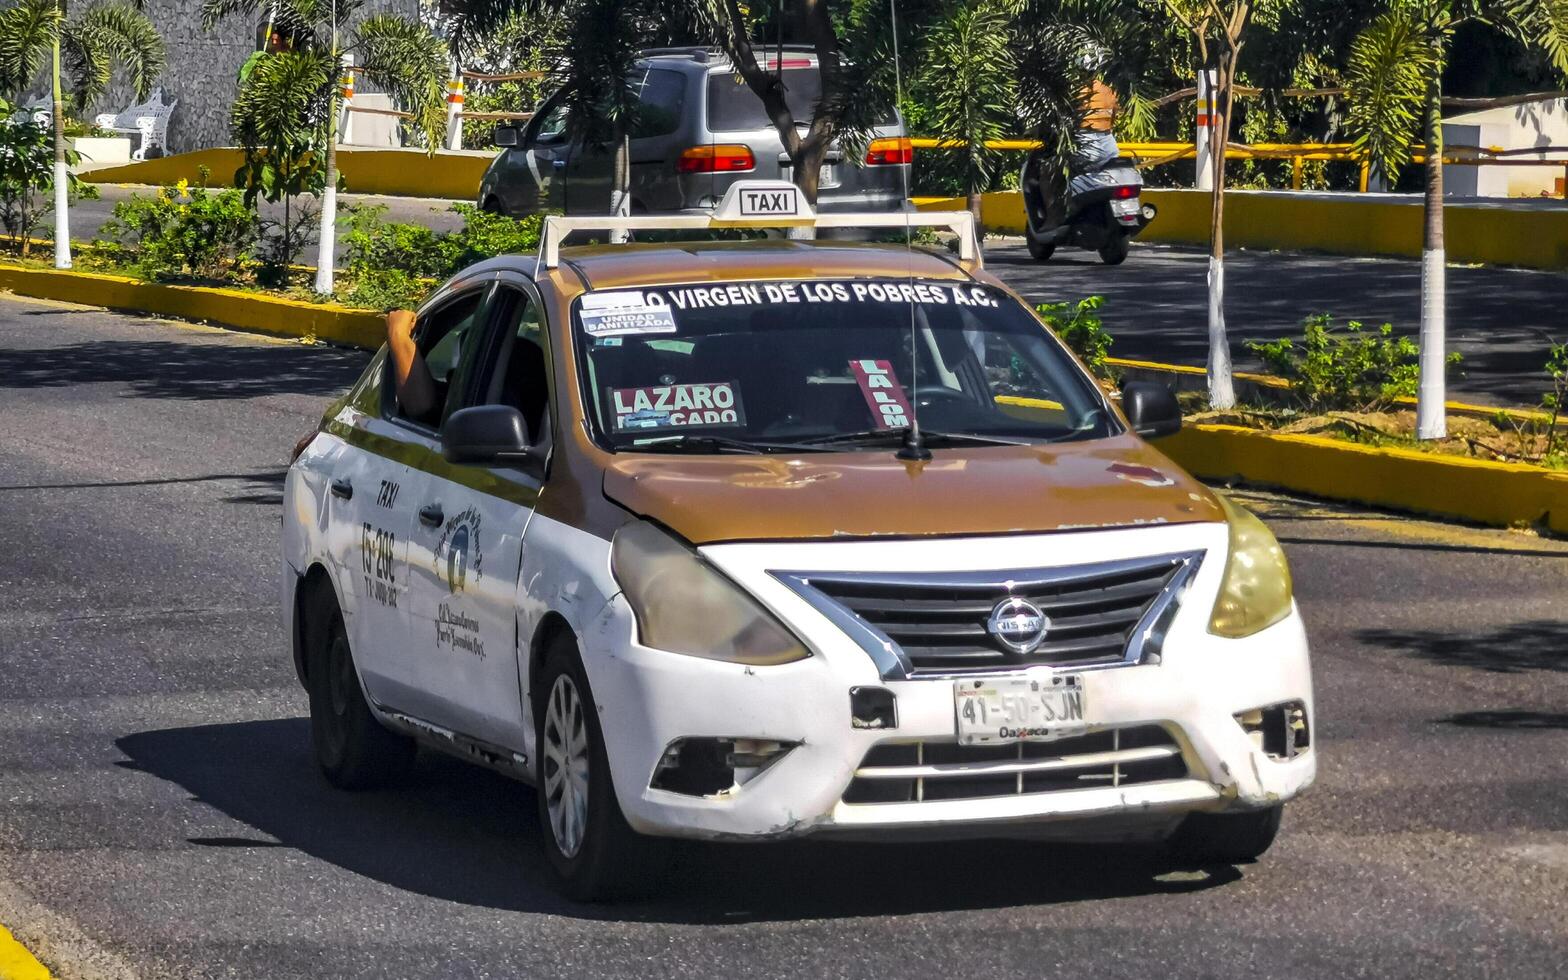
[580,525,1316,843]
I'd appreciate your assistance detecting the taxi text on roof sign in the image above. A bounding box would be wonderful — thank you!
[539,179,982,268]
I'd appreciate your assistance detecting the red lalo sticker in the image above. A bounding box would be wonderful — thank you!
[849,359,912,429]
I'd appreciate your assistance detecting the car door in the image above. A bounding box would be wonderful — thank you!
[565,67,684,214]
[514,98,569,214]
[347,282,496,721]
[401,281,551,751]
[320,346,417,695]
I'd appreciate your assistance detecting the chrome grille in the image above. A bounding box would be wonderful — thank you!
[842,726,1186,805]
[784,553,1199,676]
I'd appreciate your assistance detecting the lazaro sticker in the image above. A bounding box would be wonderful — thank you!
[580,291,678,336]
[609,381,747,431]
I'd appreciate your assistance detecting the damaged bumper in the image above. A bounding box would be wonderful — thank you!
[583,583,1315,844]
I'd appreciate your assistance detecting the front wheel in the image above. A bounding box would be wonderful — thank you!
[535,636,668,901]
[1166,805,1283,865]
[1098,234,1131,265]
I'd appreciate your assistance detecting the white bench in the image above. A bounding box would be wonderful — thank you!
[94,89,177,161]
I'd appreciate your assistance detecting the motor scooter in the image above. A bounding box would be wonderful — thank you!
[1019,134,1156,264]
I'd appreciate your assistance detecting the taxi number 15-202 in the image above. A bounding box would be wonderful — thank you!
[954,675,1088,745]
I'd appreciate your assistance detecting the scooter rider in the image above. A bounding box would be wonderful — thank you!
[1038,75,1121,229]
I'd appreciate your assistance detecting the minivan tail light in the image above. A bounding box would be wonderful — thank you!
[865,137,914,166]
[1112,185,1139,199]
[678,144,756,174]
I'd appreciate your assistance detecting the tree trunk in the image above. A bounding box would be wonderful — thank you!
[51,30,71,270]
[1205,53,1235,410]
[315,45,341,296]
[608,126,630,244]
[1416,71,1446,440]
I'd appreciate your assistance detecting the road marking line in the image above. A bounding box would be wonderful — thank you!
[0,922,50,980]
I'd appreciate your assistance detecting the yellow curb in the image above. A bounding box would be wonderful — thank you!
[80,147,493,201]
[0,263,384,349]
[1158,423,1568,533]
[0,923,50,980]
[1106,356,1559,426]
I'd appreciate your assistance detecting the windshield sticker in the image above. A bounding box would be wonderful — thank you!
[580,291,678,336]
[849,359,913,429]
[609,381,747,431]
[662,281,999,310]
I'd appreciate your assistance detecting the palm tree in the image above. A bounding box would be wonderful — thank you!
[1346,0,1568,439]
[201,0,447,293]
[916,0,1017,234]
[0,0,164,269]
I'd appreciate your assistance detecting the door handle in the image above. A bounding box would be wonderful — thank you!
[552,159,566,170]
[330,478,353,500]
[419,504,444,528]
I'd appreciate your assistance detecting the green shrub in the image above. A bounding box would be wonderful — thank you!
[441,203,543,269]
[103,171,255,280]
[340,268,428,312]
[0,99,96,256]
[341,203,544,288]
[1249,314,1460,414]
[1036,296,1113,379]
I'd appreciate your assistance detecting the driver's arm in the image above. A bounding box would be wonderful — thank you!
[386,309,437,419]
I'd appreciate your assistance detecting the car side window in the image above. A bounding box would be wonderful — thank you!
[533,101,569,146]
[390,289,488,429]
[477,287,551,446]
[629,68,684,140]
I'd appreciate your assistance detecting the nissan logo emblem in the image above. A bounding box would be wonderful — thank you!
[986,597,1050,655]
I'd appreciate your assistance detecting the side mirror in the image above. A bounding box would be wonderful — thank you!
[442,405,533,464]
[1121,381,1182,439]
[493,124,520,148]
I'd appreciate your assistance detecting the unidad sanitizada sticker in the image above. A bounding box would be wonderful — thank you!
[579,291,679,336]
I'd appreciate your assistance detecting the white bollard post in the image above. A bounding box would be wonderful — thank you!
[1195,69,1215,192]
[444,75,464,151]
[339,54,355,146]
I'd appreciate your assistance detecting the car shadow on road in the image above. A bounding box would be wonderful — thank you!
[0,337,369,400]
[115,718,1242,924]
[1357,620,1568,673]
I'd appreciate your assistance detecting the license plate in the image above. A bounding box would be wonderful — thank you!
[954,675,1088,745]
[783,164,837,187]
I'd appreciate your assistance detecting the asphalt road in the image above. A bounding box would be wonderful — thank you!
[65,184,1568,405]
[3,297,1568,979]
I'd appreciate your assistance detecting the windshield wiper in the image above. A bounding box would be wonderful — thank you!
[796,428,1041,448]
[627,434,838,454]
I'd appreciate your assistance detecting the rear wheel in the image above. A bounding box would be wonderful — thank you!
[1098,235,1131,265]
[1025,224,1055,261]
[535,635,668,901]
[1166,805,1283,865]
[305,584,415,790]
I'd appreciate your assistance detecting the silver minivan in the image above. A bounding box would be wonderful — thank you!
[478,46,911,218]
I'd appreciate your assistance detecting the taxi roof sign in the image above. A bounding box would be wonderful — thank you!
[539,179,980,269]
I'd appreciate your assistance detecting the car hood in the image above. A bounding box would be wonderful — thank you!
[600,435,1223,545]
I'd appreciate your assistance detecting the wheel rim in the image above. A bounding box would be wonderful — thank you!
[542,674,591,859]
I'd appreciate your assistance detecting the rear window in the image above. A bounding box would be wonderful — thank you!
[706,68,895,131]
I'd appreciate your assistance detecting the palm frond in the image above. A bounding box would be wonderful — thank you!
[0,0,60,99]
[67,1,167,108]
[1344,9,1435,180]
[353,14,448,151]
[231,47,334,152]
[1499,0,1568,75]
[917,0,1018,192]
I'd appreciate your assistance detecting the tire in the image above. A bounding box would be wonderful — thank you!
[1098,235,1131,265]
[1166,805,1284,865]
[480,196,504,215]
[305,584,415,790]
[535,635,668,901]
[1025,225,1055,261]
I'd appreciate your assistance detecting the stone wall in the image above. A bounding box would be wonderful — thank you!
[97,0,419,155]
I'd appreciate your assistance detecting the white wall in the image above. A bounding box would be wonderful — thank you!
[1442,97,1568,199]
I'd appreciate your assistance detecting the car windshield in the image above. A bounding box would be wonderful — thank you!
[572,278,1118,453]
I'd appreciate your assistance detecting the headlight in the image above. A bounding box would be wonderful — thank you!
[610,520,810,665]
[1208,496,1294,638]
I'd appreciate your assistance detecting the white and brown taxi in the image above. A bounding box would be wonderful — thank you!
[282,182,1314,900]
